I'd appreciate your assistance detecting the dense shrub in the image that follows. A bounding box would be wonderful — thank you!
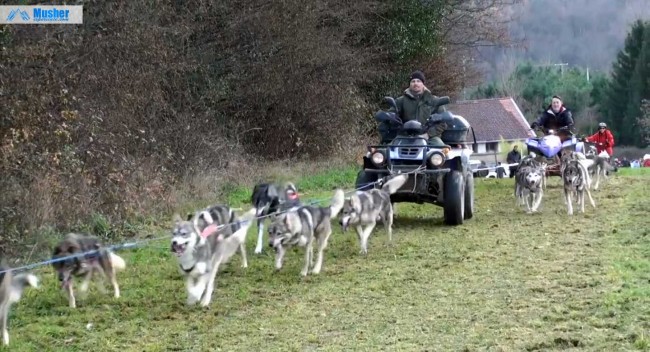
[0,0,514,255]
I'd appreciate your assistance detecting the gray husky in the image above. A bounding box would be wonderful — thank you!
[338,174,408,254]
[519,154,547,190]
[267,189,345,277]
[250,182,301,254]
[0,261,39,346]
[588,155,613,190]
[514,165,545,213]
[171,206,257,307]
[562,157,596,215]
[51,233,126,308]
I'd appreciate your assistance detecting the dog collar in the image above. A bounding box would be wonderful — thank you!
[180,264,195,273]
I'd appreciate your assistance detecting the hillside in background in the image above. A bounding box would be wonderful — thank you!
[476,0,650,79]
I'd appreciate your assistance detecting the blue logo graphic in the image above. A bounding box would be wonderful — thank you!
[33,8,71,22]
[6,8,30,22]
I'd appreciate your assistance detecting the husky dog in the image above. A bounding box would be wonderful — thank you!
[267,189,345,277]
[51,233,126,308]
[251,182,302,254]
[514,165,545,213]
[171,206,257,307]
[562,157,596,215]
[519,155,547,189]
[588,154,614,191]
[338,174,408,255]
[0,261,39,346]
[560,149,592,172]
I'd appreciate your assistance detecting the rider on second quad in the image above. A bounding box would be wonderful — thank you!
[530,95,575,140]
[527,95,577,175]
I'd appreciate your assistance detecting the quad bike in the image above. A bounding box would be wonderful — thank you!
[356,96,476,226]
[524,127,588,177]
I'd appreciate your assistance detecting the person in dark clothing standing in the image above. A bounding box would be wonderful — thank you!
[496,162,506,178]
[506,145,522,178]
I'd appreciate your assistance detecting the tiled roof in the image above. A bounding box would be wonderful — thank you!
[448,97,535,142]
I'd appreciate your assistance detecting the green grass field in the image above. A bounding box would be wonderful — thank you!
[5,167,650,351]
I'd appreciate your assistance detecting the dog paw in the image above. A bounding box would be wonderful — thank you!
[300,270,309,277]
[254,248,263,254]
[241,263,248,269]
[187,297,199,306]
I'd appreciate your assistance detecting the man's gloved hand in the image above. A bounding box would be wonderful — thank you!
[428,121,448,138]
[530,122,539,129]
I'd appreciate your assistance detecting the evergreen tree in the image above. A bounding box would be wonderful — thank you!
[630,24,650,145]
[601,20,649,146]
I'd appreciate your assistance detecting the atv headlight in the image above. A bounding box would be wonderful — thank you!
[428,152,445,167]
[371,151,385,166]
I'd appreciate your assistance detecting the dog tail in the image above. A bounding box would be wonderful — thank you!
[6,273,38,304]
[12,273,39,289]
[329,189,345,218]
[381,174,408,195]
[0,259,9,285]
[109,252,126,271]
[239,207,258,226]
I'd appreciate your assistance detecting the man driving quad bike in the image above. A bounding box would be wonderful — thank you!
[377,70,447,147]
[530,95,575,141]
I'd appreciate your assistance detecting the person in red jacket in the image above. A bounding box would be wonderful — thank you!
[585,122,615,157]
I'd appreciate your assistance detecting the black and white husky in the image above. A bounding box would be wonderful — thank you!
[171,205,256,307]
[338,174,408,254]
[0,261,39,346]
[250,182,302,254]
[267,189,344,277]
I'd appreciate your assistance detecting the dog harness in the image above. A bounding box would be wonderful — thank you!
[200,224,220,238]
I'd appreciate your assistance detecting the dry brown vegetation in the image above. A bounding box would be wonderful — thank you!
[0,0,516,254]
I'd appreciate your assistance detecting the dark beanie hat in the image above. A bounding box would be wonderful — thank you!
[410,70,425,83]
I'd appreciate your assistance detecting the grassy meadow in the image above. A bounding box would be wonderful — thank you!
[4,166,649,351]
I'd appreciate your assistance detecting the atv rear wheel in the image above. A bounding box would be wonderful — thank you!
[443,170,465,225]
[463,171,474,220]
[355,170,378,191]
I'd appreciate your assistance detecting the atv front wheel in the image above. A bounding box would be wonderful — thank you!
[443,170,465,225]
[463,171,475,220]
